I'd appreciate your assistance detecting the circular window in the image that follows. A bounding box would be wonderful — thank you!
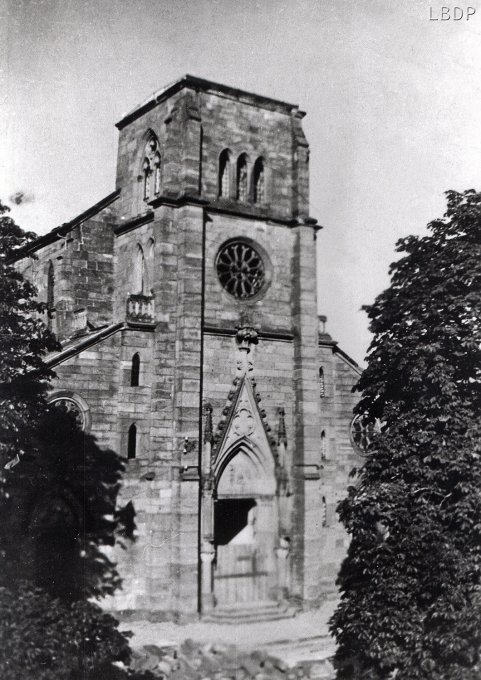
[216,240,266,300]
[50,396,88,431]
[350,414,381,456]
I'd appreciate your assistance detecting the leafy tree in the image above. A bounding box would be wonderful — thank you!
[0,201,142,679]
[0,200,58,473]
[1,406,135,601]
[330,189,481,680]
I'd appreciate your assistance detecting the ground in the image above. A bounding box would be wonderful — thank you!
[123,602,336,678]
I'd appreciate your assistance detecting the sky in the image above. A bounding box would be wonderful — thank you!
[2,0,481,364]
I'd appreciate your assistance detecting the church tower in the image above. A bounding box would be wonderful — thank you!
[16,76,361,621]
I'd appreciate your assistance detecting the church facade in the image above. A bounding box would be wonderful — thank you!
[16,76,364,622]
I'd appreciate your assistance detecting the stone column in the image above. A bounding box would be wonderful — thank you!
[200,542,215,613]
[291,220,323,606]
[275,536,291,600]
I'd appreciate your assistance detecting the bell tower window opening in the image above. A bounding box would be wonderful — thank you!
[253,158,265,204]
[128,423,137,459]
[216,240,266,300]
[218,149,231,198]
[130,353,140,387]
[237,154,248,202]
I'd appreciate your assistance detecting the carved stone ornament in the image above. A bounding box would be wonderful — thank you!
[235,326,259,353]
[232,402,256,437]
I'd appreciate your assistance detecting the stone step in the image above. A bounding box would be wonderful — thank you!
[203,602,296,624]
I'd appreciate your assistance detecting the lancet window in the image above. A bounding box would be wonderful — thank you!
[319,367,325,398]
[130,353,140,387]
[218,149,231,198]
[253,157,265,204]
[128,423,137,459]
[133,245,146,294]
[237,154,248,201]
[142,134,161,201]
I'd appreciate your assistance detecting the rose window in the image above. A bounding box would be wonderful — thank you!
[350,414,381,455]
[216,241,265,299]
[50,398,85,431]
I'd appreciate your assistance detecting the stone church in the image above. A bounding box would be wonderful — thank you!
[16,75,366,622]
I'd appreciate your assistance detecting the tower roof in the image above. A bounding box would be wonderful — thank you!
[116,74,304,130]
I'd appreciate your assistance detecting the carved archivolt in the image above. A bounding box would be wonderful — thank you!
[213,378,276,494]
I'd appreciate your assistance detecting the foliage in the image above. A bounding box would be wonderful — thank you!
[0,201,142,678]
[0,200,59,471]
[1,407,133,600]
[330,189,481,680]
[0,582,131,680]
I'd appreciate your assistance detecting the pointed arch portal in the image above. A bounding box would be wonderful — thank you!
[201,378,283,612]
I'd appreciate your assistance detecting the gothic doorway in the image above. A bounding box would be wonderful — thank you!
[213,444,278,609]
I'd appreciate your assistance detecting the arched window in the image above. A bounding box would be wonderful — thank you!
[237,154,248,201]
[133,244,146,294]
[127,423,137,459]
[154,152,161,195]
[142,133,160,202]
[147,238,155,291]
[143,158,151,200]
[321,429,327,459]
[253,158,265,204]
[130,353,140,387]
[218,149,231,198]
[47,261,55,329]
[319,367,325,398]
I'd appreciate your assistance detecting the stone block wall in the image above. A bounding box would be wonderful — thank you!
[316,346,361,596]
[204,214,294,332]
[16,208,116,340]
[115,79,309,223]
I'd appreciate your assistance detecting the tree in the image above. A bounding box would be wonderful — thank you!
[330,189,481,680]
[0,200,58,473]
[0,201,142,679]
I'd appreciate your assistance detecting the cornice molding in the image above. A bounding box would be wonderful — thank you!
[203,324,293,342]
[113,211,154,235]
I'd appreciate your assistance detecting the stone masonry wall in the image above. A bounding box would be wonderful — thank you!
[115,84,309,222]
[316,347,360,596]
[16,208,115,341]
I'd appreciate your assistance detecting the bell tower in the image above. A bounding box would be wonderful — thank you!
[114,75,323,616]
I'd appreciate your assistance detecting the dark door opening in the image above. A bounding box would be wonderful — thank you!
[214,498,256,545]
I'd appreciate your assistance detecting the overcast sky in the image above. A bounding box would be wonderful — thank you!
[2,0,481,364]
